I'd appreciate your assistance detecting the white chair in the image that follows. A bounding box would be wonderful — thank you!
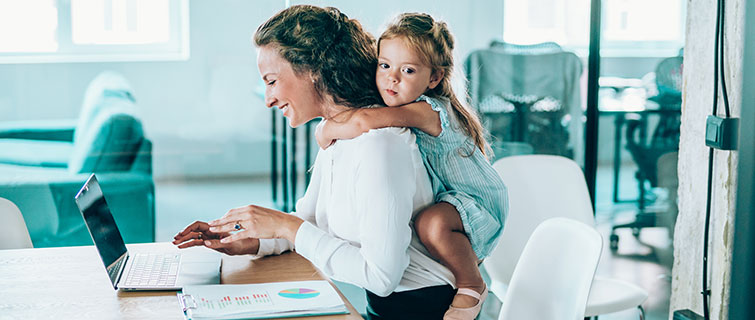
[0,197,33,249]
[498,217,602,320]
[486,155,648,319]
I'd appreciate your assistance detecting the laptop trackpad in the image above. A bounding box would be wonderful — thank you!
[176,252,222,287]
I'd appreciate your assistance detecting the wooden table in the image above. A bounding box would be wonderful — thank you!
[0,243,362,319]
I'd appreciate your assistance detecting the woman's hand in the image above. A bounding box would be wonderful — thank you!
[208,205,304,245]
[172,221,260,255]
[315,120,336,149]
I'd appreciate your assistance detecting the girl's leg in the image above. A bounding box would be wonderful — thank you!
[414,202,485,309]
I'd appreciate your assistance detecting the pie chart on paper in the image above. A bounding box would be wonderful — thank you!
[278,288,321,299]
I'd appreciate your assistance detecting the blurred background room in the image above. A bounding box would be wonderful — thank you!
[2,0,746,319]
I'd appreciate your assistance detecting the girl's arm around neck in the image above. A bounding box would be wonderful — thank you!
[316,101,442,149]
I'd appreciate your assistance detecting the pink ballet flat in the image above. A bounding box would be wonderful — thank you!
[443,285,488,320]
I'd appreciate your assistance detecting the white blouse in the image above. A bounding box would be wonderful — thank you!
[256,127,454,296]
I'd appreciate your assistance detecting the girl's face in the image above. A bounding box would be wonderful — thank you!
[376,37,442,107]
[257,45,322,127]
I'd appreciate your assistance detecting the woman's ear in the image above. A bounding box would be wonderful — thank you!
[428,70,444,89]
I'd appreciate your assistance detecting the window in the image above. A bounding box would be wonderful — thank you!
[0,0,189,63]
[503,0,685,57]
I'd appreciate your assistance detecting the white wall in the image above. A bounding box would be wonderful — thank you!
[0,0,504,179]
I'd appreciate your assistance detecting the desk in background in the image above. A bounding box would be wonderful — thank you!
[0,243,361,319]
[598,77,681,204]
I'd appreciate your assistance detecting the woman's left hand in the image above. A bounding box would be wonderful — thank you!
[208,205,304,244]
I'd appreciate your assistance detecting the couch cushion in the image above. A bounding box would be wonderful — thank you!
[74,71,135,144]
[68,105,144,174]
[0,139,72,167]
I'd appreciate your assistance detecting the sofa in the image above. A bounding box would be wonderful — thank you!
[0,71,155,247]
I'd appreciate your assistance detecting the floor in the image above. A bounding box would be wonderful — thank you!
[154,163,673,320]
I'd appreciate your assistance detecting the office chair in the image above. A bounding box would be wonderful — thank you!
[465,48,583,162]
[0,197,33,249]
[610,55,682,250]
[489,40,563,55]
[486,155,648,319]
[498,217,602,320]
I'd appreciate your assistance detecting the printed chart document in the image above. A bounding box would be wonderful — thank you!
[177,280,349,319]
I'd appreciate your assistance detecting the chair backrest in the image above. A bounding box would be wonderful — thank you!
[654,56,683,101]
[68,104,145,174]
[74,71,136,145]
[484,155,594,290]
[498,217,602,320]
[465,49,583,158]
[489,40,563,55]
[0,197,33,249]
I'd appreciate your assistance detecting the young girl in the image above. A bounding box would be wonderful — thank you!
[315,13,508,320]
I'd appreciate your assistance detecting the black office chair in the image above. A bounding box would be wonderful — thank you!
[610,55,683,251]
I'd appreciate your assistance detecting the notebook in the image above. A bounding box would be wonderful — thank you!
[75,173,221,291]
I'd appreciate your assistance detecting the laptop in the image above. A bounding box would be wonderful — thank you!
[75,173,221,291]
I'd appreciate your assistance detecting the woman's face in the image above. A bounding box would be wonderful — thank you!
[257,46,322,127]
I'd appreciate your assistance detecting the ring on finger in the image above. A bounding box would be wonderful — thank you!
[234,221,242,230]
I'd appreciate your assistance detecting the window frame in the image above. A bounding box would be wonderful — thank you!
[0,0,189,64]
[503,0,686,58]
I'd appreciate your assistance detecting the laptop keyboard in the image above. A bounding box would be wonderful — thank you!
[122,253,181,288]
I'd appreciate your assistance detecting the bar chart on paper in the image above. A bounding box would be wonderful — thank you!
[197,292,274,310]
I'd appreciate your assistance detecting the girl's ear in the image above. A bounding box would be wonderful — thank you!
[428,70,444,89]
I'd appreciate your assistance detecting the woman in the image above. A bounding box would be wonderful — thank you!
[172,5,455,319]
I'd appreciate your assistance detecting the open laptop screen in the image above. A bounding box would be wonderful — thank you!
[75,174,128,286]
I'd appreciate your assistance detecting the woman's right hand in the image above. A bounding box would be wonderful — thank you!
[172,221,260,255]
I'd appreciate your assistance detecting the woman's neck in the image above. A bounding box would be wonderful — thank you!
[320,99,355,120]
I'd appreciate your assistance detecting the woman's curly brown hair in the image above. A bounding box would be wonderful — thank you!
[254,5,382,109]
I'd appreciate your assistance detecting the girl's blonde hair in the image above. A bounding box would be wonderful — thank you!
[379,12,489,157]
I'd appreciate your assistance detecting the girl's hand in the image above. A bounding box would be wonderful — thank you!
[315,120,336,149]
[172,221,260,255]
[208,205,304,245]
[317,109,374,150]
